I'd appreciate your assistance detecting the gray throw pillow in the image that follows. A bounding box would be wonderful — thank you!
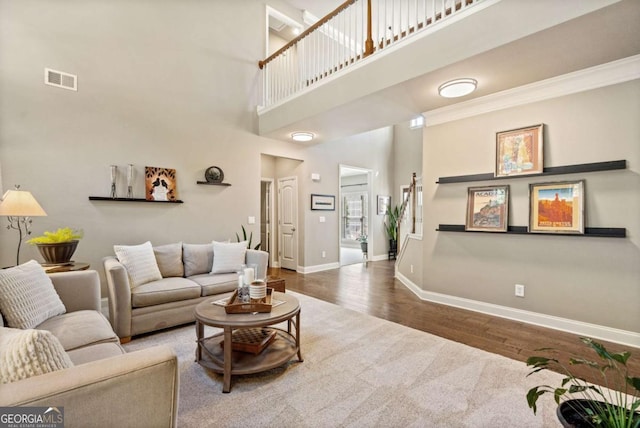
[153,242,184,278]
[182,243,213,277]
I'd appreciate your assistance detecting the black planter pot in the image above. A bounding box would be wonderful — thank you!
[557,399,640,428]
[389,239,397,251]
[360,242,368,253]
[36,240,79,265]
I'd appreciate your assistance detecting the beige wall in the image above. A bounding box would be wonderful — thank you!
[422,80,640,332]
[0,1,395,288]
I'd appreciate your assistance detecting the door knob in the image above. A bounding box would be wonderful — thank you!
[292,227,296,232]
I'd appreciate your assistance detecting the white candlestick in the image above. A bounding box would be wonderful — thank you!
[243,267,254,285]
[127,164,133,183]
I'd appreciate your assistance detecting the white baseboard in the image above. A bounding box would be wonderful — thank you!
[396,272,640,348]
[371,254,392,262]
[299,262,340,274]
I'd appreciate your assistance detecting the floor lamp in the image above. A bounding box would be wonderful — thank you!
[0,186,47,266]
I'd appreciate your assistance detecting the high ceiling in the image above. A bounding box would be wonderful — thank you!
[260,0,640,144]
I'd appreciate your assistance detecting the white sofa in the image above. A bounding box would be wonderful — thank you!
[0,268,179,428]
[104,242,268,342]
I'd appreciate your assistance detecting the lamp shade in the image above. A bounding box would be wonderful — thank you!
[0,190,47,217]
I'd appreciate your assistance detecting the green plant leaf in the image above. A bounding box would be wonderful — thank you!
[628,376,640,392]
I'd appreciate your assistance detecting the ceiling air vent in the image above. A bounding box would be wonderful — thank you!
[44,68,77,91]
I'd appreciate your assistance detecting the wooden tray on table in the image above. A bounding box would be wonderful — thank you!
[224,288,274,314]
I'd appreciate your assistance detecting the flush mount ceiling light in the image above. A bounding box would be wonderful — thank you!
[291,132,314,142]
[438,78,477,98]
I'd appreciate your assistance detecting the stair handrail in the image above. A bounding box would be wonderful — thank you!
[259,0,374,70]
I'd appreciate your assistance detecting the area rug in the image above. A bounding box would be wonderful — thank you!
[123,292,563,427]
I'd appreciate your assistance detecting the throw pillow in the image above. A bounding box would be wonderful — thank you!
[0,327,74,384]
[113,241,162,288]
[153,242,184,278]
[0,260,66,329]
[211,241,247,274]
[182,243,214,277]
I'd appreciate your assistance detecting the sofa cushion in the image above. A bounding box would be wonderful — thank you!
[0,260,66,329]
[211,241,247,274]
[183,243,213,277]
[131,277,201,308]
[0,327,73,384]
[114,241,163,288]
[37,310,119,352]
[66,342,125,365]
[153,243,184,278]
[189,273,238,296]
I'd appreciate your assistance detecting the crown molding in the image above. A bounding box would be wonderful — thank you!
[425,55,640,126]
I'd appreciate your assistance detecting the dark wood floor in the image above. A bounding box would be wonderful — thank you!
[270,260,639,391]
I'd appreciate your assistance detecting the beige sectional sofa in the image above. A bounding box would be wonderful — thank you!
[0,268,179,428]
[104,241,268,341]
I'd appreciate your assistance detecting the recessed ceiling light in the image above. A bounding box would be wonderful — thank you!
[291,132,314,142]
[438,78,477,98]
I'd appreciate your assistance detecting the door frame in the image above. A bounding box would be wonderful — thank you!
[261,178,277,268]
[338,164,373,266]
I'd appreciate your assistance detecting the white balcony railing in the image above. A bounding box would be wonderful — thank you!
[259,0,482,109]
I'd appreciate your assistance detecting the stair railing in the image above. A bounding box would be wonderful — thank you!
[259,0,480,109]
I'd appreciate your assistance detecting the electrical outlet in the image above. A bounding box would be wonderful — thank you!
[515,284,525,297]
[321,251,326,258]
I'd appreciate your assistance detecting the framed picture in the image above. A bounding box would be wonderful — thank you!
[465,185,509,232]
[529,180,585,234]
[495,124,544,177]
[145,166,178,201]
[311,194,335,211]
[377,195,391,215]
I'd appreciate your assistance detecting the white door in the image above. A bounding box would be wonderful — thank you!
[278,176,298,271]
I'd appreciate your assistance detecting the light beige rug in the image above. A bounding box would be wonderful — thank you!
[124,292,563,427]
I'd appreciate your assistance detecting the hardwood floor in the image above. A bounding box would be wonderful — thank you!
[270,260,640,391]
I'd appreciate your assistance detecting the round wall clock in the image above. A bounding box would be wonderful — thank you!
[205,166,224,183]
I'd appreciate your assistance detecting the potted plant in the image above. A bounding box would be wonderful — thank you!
[358,234,368,253]
[27,227,83,265]
[236,225,261,250]
[384,205,400,254]
[526,337,640,428]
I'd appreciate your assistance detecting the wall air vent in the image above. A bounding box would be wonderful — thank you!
[44,68,77,91]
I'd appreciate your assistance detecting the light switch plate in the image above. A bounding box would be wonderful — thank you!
[248,216,256,224]
[319,216,326,223]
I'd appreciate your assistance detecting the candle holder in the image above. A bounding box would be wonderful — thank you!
[126,164,134,199]
[110,165,118,199]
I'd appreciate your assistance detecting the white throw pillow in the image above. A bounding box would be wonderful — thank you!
[114,241,162,288]
[0,327,74,384]
[0,260,66,329]
[153,242,184,278]
[211,241,247,274]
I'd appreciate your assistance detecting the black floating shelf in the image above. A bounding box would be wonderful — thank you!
[436,224,626,238]
[196,181,231,186]
[436,160,626,184]
[88,197,184,203]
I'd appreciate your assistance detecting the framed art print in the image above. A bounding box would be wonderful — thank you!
[311,194,335,211]
[465,185,509,232]
[529,180,585,234]
[145,166,178,201]
[495,124,544,177]
[377,195,390,215]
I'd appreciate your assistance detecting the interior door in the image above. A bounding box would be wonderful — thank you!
[260,180,272,259]
[277,176,298,271]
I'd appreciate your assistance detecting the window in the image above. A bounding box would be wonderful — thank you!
[342,192,368,240]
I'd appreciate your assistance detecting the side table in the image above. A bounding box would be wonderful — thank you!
[42,262,90,274]
[266,276,286,293]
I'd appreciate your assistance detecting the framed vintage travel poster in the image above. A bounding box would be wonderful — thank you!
[465,185,509,232]
[495,124,544,177]
[529,180,585,234]
[145,166,178,201]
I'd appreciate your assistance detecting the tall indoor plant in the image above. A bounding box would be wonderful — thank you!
[384,205,400,254]
[526,337,640,428]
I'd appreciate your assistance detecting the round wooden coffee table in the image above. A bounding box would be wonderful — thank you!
[194,291,302,393]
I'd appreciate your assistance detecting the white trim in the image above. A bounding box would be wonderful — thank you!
[396,272,640,348]
[425,55,640,126]
[371,254,389,262]
[299,262,340,274]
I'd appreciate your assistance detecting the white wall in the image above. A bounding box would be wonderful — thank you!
[0,1,394,288]
[421,80,640,334]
